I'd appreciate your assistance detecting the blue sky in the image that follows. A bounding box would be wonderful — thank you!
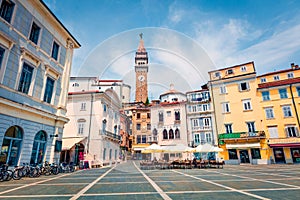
[44,0,300,99]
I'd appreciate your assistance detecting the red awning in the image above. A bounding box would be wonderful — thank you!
[269,143,300,148]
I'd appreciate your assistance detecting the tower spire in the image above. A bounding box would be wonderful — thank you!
[135,34,149,103]
[137,33,146,53]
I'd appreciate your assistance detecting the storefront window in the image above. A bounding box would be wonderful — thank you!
[30,131,47,164]
[228,149,238,159]
[291,148,300,163]
[251,148,261,159]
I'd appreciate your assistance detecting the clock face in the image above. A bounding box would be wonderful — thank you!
[138,75,145,82]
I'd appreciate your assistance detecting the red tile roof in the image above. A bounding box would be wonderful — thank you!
[98,80,123,82]
[257,67,300,78]
[68,90,101,95]
[258,77,300,89]
[159,101,186,106]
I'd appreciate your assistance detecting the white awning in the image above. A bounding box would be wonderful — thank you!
[62,137,86,150]
[226,143,261,149]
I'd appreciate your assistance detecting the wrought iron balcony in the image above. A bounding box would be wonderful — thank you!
[192,126,211,131]
[100,130,121,142]
[218,131,265,140]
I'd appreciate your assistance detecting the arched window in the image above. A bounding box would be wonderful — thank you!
[152,128,158,142]
[102,119,107,134]
[159,112,163,122]
[0,126,23,166]
[152,128,158,136]
[109,149,112,160]
[169,129,174,139]
[175,111,180,120]
[30,131,47,164]
[103,148,106,160]
[175,128,180,139]
[163,129,168,140]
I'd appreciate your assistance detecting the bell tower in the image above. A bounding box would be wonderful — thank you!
[135,33,148,103]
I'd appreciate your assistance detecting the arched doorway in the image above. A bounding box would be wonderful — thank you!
[0,126,23,166]
[30,131,47,165]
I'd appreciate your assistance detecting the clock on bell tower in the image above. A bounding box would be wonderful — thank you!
[135,33,149,103]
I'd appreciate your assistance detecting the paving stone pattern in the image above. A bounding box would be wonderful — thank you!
[0,161,300,199]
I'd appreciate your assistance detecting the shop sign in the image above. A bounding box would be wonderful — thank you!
[240,132,259,138]
[268,138,300,144]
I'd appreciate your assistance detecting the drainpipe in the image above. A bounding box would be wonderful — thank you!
[209,82,219,145]
[87,93,94,154]
[290,84,300,128]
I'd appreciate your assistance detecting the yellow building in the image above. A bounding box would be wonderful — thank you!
[208,62,268,164]
[257,63,300,164]
[131,105,151,160]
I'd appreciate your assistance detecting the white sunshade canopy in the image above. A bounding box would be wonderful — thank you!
[194,143,223,153]
[141,144,165,153]
[162,144,194,153]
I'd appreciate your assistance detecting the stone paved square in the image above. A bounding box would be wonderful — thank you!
[0,161,300,200]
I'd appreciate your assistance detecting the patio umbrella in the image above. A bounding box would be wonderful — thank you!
[212,146,223,152]
[162,144,193,153]
[194,143,222,153]
[141,144,165,153]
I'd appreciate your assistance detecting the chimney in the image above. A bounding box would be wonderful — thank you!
[291,63,295,69]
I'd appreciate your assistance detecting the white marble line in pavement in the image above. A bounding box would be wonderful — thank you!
[225,168,298,178]
[0,171,77,195]
[204,169,300,189]
[70,166,116,200]
[133,161,172,200]
[173,170,271,200]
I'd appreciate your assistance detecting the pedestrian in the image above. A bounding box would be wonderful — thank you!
[192,157,197,168]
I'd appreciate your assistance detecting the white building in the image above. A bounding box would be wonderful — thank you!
[62,80,123,167]
[186,85,217,148]
[69,77,131,105]
[0,0,80,166]
[150,85,188,161]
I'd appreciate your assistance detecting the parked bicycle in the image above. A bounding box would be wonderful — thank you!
[13,163,39,180]
[0,164,13,182]
[59,162,75,173]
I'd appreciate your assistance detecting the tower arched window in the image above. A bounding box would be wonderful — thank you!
[163,129,168,140]
[169,129,174,139]
[175,128,180,139]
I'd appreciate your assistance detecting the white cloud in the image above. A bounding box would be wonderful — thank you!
[234,24,300,73]
[168,9,184,24]
[77,28,215,101]
[194,18,262,68]
[190,9,300,73]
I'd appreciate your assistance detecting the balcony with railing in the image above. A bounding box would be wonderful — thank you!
[100,130,121,142]
[218,131,265,144]
[192,126,211,131]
